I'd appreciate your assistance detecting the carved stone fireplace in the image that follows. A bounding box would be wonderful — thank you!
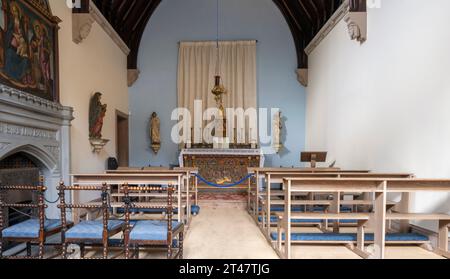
[0,85,74,219]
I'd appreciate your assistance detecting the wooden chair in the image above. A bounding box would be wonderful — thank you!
[123,184,184,259]
[0,178,70,259]
[57,183,126,259]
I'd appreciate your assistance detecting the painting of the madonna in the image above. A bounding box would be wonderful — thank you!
[0,0,59,101]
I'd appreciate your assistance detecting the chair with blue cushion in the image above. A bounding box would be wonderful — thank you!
[123,184,184,259]
[0,182,70,259]
[58,183,125,259]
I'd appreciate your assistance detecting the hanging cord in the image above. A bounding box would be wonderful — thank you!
[216,0,219,48]
[113,196,136,219]
[44,196,60,204]
[215,0,220,76]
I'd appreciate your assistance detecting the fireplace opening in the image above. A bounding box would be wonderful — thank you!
[1,152,41,250]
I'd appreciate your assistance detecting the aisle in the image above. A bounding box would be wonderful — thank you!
[183,202,278,259]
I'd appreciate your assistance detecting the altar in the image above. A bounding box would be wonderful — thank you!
[179,149,264,188]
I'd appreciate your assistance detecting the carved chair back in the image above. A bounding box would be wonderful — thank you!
[0,176,46,259]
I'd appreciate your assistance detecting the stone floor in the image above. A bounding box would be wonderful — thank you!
[185,202,444,259]
[184,201,277,259]
[3,201,446,259]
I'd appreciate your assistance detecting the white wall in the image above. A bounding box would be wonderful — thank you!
[50,1,129,175]
[306,0,450,231]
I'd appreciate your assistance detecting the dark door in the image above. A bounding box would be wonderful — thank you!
[116,110,129,167]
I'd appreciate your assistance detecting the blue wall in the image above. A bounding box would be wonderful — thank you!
[129,0,306,167]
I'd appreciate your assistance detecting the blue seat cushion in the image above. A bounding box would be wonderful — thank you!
[116,208,175,214]
[270,233,429,242]
[65,220,124,240]
[259,206,349,213]
[2,219,63,239]
[259,206,306,212]
[191,205,200,215]
[258,216,357,224]
[258,216,323,224]
[129,220,182,241]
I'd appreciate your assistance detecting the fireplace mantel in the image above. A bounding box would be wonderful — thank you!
[0,85,74,218]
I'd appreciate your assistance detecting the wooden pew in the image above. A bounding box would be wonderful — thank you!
[254,171,413,238]
[71,173,188,224]
[278,178,450,259]
[105,168,199,220]
[247,168,371,218]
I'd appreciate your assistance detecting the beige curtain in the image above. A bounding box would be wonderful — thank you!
[177,40,257,128]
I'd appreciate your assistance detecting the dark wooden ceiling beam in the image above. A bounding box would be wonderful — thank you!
[127,0,162,69]
[272,0,306,68]
[93,0,344,70]
[350,0,367,12]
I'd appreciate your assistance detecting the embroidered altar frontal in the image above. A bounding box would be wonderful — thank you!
[180,149,264,189]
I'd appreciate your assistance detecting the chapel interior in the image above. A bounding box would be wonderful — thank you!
[0,0,449,260]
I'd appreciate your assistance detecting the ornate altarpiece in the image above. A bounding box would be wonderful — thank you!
[180,149,264,188]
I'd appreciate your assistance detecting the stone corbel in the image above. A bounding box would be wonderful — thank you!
[72,1,130,56]
[344,12,367,44]
[89,138,109,153]
[72,12,94,44]
[296,68,308,87]
[127,69,140,87]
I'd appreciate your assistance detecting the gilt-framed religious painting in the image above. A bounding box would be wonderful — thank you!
[0,0,60,102]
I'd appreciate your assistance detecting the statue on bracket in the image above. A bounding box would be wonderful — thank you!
[273,111,283,154]
[150,112,161,154]
[89,92,109,153]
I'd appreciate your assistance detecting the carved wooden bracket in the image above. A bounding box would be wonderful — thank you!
[296,68,308,87]
[344,12,367,44]
[127,69,140,87]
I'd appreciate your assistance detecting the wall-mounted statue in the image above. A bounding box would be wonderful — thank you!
[273,111,283,154]
[150,112,161,154]
[345,12,367,44]
[89,92,107,139]
[89,92,109,153]
[347,20,361,41]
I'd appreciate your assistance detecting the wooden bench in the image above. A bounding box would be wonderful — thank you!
[105,167,199,219]
[248,170,367,220]
[247,168,372,216]
[254,171,413,238]
[71,173,190,225]
[277,177,450,259]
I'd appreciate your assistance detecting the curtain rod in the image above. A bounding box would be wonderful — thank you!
[178,40,258,44]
